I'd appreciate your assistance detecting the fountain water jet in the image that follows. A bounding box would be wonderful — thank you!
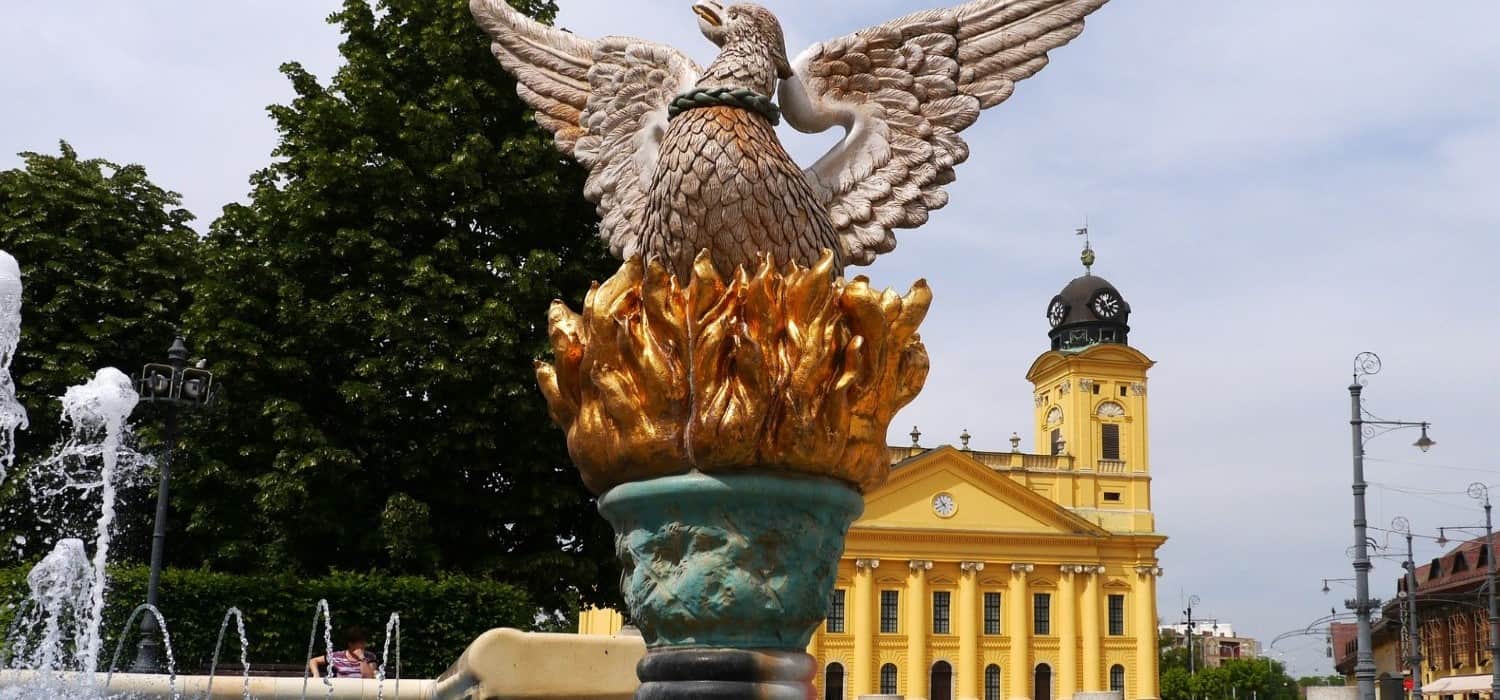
[300,599,335,700]
[202,607,251,700]
[57,368,141,675]
[103,604,177,698]
[3,540,93,674]
[376,613,400,700]
[3,365,145,682]
[0,250,28,483]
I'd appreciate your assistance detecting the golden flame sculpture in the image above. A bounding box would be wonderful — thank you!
[536,251,930,495]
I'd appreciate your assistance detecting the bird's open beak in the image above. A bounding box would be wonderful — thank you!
[692,1,724,28]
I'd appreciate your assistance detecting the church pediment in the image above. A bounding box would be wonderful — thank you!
[854,446,1110,538]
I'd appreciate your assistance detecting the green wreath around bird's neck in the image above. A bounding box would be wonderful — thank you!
[668,87,782,126]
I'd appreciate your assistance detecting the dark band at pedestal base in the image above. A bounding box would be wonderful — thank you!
[637,649,815,700]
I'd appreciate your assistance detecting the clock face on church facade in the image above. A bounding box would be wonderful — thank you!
[932,492,957,518]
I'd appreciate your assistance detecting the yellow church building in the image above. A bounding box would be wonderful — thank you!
[583,254,1167,700]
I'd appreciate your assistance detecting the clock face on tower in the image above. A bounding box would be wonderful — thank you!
[932,492,957,518]
[1047,296,1069,328]
[1090,289,1123,319]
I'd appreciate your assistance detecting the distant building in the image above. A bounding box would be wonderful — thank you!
[1160,622,1262,667]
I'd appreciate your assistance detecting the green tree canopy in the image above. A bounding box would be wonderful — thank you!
[1160,659,1299,700]
[0,143,198,557]
[180,0,616,613]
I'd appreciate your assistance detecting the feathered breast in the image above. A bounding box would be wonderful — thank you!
[642,106,841,279]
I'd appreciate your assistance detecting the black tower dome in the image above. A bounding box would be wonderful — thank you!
[1044,245,1130,352]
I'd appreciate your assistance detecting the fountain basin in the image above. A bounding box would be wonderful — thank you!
[0,670,435,699]
[1,628,644,699]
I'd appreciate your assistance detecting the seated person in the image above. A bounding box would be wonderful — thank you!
[308,625,378,679]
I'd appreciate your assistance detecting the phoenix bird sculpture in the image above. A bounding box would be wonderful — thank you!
[473,0,1108,279]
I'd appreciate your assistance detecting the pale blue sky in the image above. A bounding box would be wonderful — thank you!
[3,0,1499,678]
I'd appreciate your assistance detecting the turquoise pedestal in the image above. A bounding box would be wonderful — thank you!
[598,472,864,699]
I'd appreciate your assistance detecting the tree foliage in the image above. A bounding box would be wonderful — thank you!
[0,143,199,559]
[1160,657,1299,700]
[178,0,617,613]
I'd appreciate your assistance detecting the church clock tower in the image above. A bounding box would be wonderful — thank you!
[1026,244,1156,534]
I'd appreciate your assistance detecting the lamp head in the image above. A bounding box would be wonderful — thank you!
[1414,424,1435,453]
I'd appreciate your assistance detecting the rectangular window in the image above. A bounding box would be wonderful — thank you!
[1101,423,1121,460]
[1033,592,1051,635]
[1109,594,1126,636]
[984,592,1002,635]
[827,589,845,633]
[1103,491,1123,502]
[1051,428,1063,456]
[880,590,899,634]
[933,591,952,634]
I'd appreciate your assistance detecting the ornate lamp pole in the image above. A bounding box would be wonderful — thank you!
[1348,352,1434,700]
[130,337,216,672]
[1390,516,1423,700]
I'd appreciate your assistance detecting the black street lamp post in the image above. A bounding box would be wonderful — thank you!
[129,337,216,673]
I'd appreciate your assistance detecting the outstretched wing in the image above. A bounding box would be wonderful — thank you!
[471,0,701,258]
[780,0,1108,265]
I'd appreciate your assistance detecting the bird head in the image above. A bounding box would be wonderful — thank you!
[693,2,793,82]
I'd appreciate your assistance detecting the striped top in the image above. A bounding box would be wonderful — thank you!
[328,650,368,678]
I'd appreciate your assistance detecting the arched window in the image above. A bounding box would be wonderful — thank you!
[931,661,953,700]
[985,665,1002,700]
[1110,665,1126,695]
[1096,401,1126,418]
[881,664,899,695]
[824,663,845,700]
[1096,401,1126,461]
[1033,663,1052,700]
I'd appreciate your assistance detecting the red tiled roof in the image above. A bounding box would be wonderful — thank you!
[1406,532,1500,597]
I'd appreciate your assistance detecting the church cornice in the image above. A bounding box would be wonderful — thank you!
[1026,343,1156,384]
[846,525,1109,546]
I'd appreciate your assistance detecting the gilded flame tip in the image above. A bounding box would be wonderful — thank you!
[535,257,932,494]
